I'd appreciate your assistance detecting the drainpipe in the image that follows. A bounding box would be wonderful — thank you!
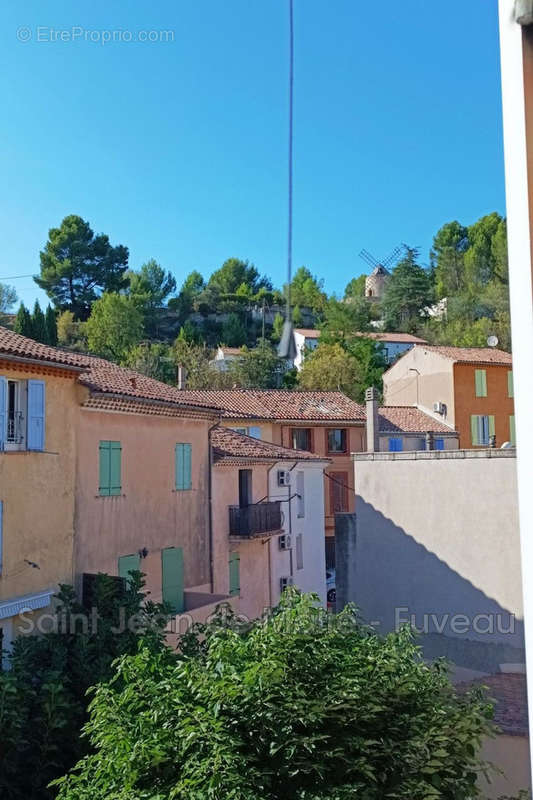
[207,421,219,593]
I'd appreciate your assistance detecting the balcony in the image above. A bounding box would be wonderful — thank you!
[229,501,282,538]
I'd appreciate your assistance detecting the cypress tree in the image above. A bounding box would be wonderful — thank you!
[45,304,58,346]
[32,300,48,343]
[14,303,33,338]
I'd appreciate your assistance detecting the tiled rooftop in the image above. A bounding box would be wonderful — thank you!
[460,673,528,737]
[363,332,427,344]
[294,328,320,338]
[418,345,512,365]
[211,426,325,464]
[378,406,455,434]
[176,390,366,421]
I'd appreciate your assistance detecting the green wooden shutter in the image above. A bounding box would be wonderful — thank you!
[99,441,111,496]
[162,547,184,613]
[475,369,487,397]
[229,552,240,596]
[488,415,495,440]
[175,443,192,490]
[510,415,516,445]
[471,415,479,446]
[508,371,514,398]
[118,553,140,584]
[110,442,122,495]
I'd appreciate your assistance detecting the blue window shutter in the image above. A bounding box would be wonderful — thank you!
[0,501,3,576]
[118,553,140,584]
[434,438,445,451]
[248,426,261,439]
[175,443,192,490]
[388,437,403,452]
[162,547,184,613]
[27,380,46,451]
[0,377,6,451]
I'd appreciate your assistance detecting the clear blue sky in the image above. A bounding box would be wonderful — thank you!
[0,0,505,310]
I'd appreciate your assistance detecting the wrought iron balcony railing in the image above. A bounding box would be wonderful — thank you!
[229,501,282,538]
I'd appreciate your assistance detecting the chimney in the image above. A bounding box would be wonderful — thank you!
[177,364,187,390]
[365,387,379,453]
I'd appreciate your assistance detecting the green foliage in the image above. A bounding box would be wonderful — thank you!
[229,338,283,389]
[344,274,366,299]
[287,266,328,313]
[292,304,303,326]
[431,220,469,297]
[320,297,371,345]
[173,338,231,389]
[382,247,433,330]
[32,300,48,343]
[298,342,363,397]
[85,292,144,362]
[55,591,494,800]
[271,311,285,343]
[0,574,169,800]
[0,282,17,322]
[221,312,247,347]
[45,304,58,346]
[14,303,33,337]
[35,215,129,320]
[169,270,206,320]
[125,342,176,384]
[128,259,176,335]
[207,257,271,297]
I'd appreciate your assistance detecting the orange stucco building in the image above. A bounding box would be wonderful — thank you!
[383,345,514,449]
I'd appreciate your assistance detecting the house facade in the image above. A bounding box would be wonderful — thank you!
[211,426,329,618]
[382,345,514,448]
[292,329,320,371]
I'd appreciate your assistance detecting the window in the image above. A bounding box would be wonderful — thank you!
[388,437,403,452]
[329,472,349,514]
[434,438,445,451]
[296,534,304,570]
[510,415,516,446]
[296,471,305,518]
[99,441,122,496]
[508,371,514,398]
[162,547,184,613]
[0,377,45,452]
[474,369,487,397]
[175,443,192,490]
[229,426,261,439]
[239,469,252,507]
[118,553,140,585]
[291,428,312,451]
[470,415,495,446]
[229,552,240,596]
[327,428,347,453]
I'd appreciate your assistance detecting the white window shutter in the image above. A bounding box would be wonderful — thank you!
[0,377,6,451]
[27,380,45,451]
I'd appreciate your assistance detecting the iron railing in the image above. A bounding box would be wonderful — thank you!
[229,501,282,538]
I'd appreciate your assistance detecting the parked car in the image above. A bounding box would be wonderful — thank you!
[326,568,336,606]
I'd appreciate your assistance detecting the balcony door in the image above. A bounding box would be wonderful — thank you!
[239,469,252,508]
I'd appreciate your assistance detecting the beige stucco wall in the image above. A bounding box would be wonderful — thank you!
[212,462,271,620]
[0,364,78,605]
[480,734,531,798]
[383,347,455,424]
[75,408,213,601]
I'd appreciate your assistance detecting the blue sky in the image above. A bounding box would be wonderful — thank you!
[1,0,505,310]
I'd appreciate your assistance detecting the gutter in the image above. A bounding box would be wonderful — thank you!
[0,353,85,372]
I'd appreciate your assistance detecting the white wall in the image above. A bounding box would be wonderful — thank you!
[268,462,327,605]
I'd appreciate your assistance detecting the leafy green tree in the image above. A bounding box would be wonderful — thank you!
[128,259,176,335]
[345,338,388,401]
[45,304,58,346]
[292,304,303,326]
[54,591,494,800]
[0,282,17,323]
[31,300,48,343]
[382,247,432,330]
[125,342,176,384]
[464,213,507,289]
[85,293,143,362]
[343,274,366,299]
[229,339,283,389]
[35,215,129,320]
[271,311,285,343]
[320,297,371,345]
[173,338,231,389]
[57,310,77,346]
[298,342,363,397]
[207,257,271,297]
[221,312,247,347]
[431,221,469,298]
[14,303,33,337]
[0,574,169,800]
[169,270,206,319]
[287,266,328,313]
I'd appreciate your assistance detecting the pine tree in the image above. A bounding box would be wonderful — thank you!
[32,300,48,343]
[45,304,58,346]
[14,303,33,338]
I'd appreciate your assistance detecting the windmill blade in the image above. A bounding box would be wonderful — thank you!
[382,246,403,269]
[359,249,379,268]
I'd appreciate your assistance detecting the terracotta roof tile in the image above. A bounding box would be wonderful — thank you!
[459,673,528,737]
[361,332,428,344]
[0,326,99,369]
[211,426,324,463]
[378,406,455,434]
[175,390,366,422]
[294,329,321,338]
[416,345,512,365]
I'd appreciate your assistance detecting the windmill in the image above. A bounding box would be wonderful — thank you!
[359,246,403,300]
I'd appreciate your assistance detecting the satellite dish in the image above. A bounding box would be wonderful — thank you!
[487,335,499,348]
